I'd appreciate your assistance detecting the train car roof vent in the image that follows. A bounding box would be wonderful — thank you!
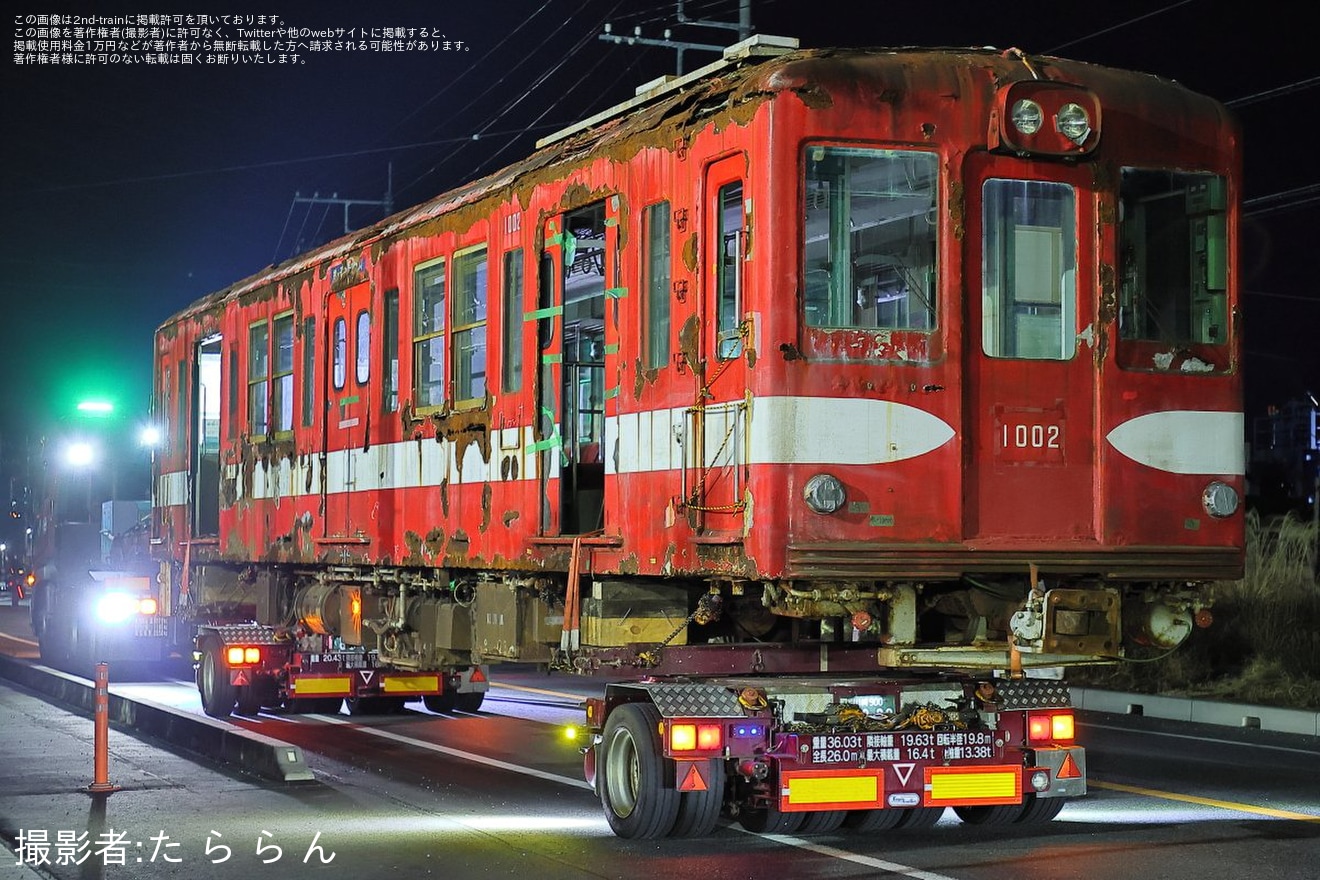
[537,34,800,148]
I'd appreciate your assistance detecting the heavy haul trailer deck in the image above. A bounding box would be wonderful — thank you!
[583,673,1084,839]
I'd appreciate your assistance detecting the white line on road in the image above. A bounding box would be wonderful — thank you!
[313,712,594,790]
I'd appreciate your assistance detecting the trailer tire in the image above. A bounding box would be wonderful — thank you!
[235,685,263,717]
[422,692,458,713]
[455,691,485,713]
[953,803,1025,825]
[842,808,906,833]
[797,810,847,834]
[893,807,944,830]
[1016,795,1065,824]
[599,702,680,839]
[198,641,237,718]
[737,806,804,835]
[668,758,725,838]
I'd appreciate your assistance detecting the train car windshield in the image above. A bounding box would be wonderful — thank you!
[1117,169,1230,371]
[803,146,937,332]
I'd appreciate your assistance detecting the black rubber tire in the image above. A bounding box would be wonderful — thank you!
[454,691,485,713]
[797,810,848,834]
[894,807,944,830]
[737,806,805,835]
[842,808,906,833]
[198,641,236,718]
[669,758,726,838]
[423,691,458,713]
[1016,795,1066,824]
[235,684,263,716]
[953,803,1025,825]
[599,702,681,839]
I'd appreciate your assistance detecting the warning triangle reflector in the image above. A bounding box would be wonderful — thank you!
[679,764,708,792]
[1057,753,1082,779]
[232,670,250,686]
[470,667,487,684]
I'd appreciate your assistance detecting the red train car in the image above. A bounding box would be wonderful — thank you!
[151,37,1242,834]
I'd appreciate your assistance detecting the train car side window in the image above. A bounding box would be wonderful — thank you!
[643,201,672,369]
[804,147,937,331]
[453,245,488,406]
[716,183,744,359]
[413,258,447,408]
[301,317,315,427]
[355,309,371,385]
[981,179,1077,360]
[272,313,295,435]
[382,290,399,412]
[227,343,239,440]
[1118,170,1228,352]
[501,249,523,393]
[332,316,347,391]
[248,320,270,437]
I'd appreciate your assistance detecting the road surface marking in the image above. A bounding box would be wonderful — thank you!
[1091,779,1320,822]
[1081,721,1320,757]
[314,713,594,791]
[752,832,960,880]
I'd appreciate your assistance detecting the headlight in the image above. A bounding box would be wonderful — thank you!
[803,473,846,515]
[1011,99,1043,135]
[95,592,138,624]
[1202,481,1239,518]
[1055,102,1091,144]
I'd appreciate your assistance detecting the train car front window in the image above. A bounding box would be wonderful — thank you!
[803,147,937,332]
[981,179,1077,360]
[1118,169,1229,361]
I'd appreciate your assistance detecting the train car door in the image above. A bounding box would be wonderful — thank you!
[190,334,222,536]
[536,199,615,535]
[964,157,1097,540]
[322,280,373,536]
[686,154,749,529]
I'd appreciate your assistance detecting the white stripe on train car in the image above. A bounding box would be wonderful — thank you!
[157,397,958,501]
[1105,410,1245,475]
[748,396,955,465]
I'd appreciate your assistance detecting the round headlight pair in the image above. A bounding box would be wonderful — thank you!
[1010,99,1091,144]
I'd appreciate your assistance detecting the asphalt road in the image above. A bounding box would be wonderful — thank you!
[2,604,1318,880]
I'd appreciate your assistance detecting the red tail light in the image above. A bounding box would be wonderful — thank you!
[226,646,262,666]
[669,721,724,753]
[1028,711,1076,743]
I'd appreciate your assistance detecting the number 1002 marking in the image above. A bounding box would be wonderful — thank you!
[1002,423,1061,449]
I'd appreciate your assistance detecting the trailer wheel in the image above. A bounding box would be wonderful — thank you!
[737,806,804,835]
[842,808,906,833]
[953,803,1025,825]
[422,692,457,713]
[455,691,485,713]
[797,810,847,834]
[235,685,263,717]
[893,807,944,830]
[198,641,236,718]
[1016,795,1066,824]
[668,758,725,838]
[599,702,680,839]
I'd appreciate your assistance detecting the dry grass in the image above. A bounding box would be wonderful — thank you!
[1072,511,1320,710]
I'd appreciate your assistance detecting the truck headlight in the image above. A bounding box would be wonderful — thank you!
[96,592,138,624]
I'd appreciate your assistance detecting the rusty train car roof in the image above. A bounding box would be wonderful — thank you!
[158,44,1231,330]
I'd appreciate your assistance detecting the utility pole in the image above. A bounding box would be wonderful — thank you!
[600,0,754,75]
[289,163,395,253]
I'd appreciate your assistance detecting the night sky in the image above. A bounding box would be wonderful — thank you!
[2,0,1316,521]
